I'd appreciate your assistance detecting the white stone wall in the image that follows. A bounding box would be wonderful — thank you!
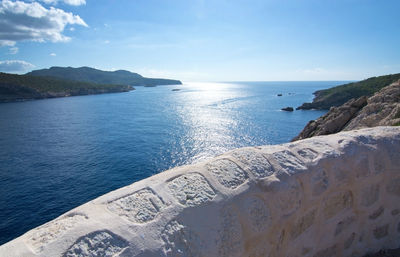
[1,126,399,257]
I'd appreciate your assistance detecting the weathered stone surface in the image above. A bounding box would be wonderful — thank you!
[369,206,384,220]
[161,220,203,257]
[168,173,216,207]
[322,190,353,219]
[344,232,356,249]
[207,159,248,189]
[63,230,128,257]
[241,195,269,233]
[373,224,389,239]
[311,169,329,195]
[27,213,88,254]
[344,80,400,130]
[231,149,274,178]
[360,184,380,207]
[108,188,165,223]
[296,148,319,161]
[291,209,316,239]
[391,209,400,216]
[217,206,244,257]
[1,127,400,257]
[272,150,306,174]
[335,216,355,236]
[293,96,368,141]
[276,179,302,215]
[312,245,337,257]
[386,178,400,197]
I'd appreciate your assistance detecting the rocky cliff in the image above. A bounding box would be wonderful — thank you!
[1,126,399,257]
[293,80,400,141]
[296,73,400,110]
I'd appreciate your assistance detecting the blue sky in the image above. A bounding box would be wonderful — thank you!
[0,0,399,81]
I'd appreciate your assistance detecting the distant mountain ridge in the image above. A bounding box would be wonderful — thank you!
[27,66,182,87]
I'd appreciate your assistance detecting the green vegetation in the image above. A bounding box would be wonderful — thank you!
[297,73,400,110]
[0,72,133,102]
[27,66,182,87]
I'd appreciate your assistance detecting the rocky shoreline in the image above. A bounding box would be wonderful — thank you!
[293,79,400,141]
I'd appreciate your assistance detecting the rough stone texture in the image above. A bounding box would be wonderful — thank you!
[335,216,356,236]
[293,80,400,141]
[107,188,166,223]
[167,173,216,207]
[240,195,270,233]
[373,224,389,239]
[345,80,400,130]
[63,230,128,257]
[217,205,244,257]
[207,159,248,189]
[322,190,353,219]
[361,184,381,207]
[161,220,202,257]
[369,207,385,220]
[344,233,356,249]
[1,127,400,257]
[386,178,400,197]
[293,96,368,141]
[313,245,337,257]
[271,150,307,174]
[231,149,274,178]
[290,209,316,239]
[27,213,88,254]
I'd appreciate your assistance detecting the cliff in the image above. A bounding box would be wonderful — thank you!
[297,73,400,110]
[27,67,182,87]
[1,126,399,257]
[0,72,133,103]
[293,79,400,141]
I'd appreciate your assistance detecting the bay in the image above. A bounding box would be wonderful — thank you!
[0,81,346,244]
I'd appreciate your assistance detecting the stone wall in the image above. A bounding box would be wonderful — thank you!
[1,126,399,257]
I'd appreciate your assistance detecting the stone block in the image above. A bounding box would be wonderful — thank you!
[63,230,128,257]
[167,173,216,207]
[323,191,353,219]
[207,159,248,189]
[232,149,274,178]
[108,188,166,223]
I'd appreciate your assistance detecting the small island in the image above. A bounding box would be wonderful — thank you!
[281,107,294,112]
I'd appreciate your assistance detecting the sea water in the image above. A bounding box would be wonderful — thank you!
[0,81,346,244]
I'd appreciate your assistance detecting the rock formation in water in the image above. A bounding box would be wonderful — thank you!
[293,80,400,141]
[281,107,294,112]
[1,126,399,257]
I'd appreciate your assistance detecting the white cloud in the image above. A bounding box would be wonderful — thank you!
[0,59,34,72]
[0,0,88,46]
[40,0,86,6]
[8,46,18,54]
[50,52,56,56]
[0,39,15,46]
[104,40,110,44]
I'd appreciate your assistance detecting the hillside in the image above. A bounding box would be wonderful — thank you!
[293,79,400,141]
[0,72,133,103]
[27,67,182,87]
[297,73,400,110]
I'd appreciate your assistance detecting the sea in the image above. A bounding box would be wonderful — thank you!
[0,81,347,245]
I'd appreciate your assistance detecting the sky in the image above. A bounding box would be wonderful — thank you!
[0,0,399,81]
